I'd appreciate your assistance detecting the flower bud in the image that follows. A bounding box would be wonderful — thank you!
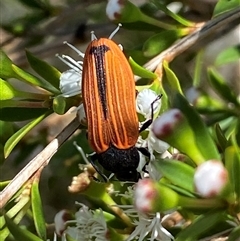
[194,160,228,197]
[186,87,225,110]
[106,0,144,23]
[54,210,72,236]
[152,109,205,165]
[134,179,179,213]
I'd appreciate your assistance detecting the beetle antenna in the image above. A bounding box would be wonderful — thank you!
[109,23,122,39]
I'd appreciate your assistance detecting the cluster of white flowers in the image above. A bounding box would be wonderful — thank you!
[66,203,108,241]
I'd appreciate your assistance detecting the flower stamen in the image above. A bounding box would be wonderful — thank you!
[63,41,85,58]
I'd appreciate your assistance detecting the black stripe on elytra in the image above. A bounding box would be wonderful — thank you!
[90,45,110,119]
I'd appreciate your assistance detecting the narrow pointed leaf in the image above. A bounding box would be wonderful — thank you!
[143,30,180,57]
[26,50,61,89]
[225,146,240,198]
[129,57,157,79]
[208,68,239,106]
[215,45,240,66]
[176,211,226,241]
[228,226,240,241]
[31,179,46,240]
[0,180,10,190]
[0,79,16,100]
[213,0,240,17]
[214,123,228,151]
[12,65,60,94]
[153,159,195,192]
[163,61,183,95]
[4,215,43,241]
[7,196,30,218]
[152,0,194,26]
[4,111,51,158]
[0,225,10,241]
[0,50,16,79]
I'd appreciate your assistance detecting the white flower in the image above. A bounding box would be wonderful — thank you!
[57,42,84,97]
[136,89,169,164]
[59,69,82,97]
[66,203,109,241]
[136,89,161,119]
[126,212,174,241]
[147,130,170,154]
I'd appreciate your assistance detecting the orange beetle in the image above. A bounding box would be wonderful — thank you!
[82,27,160,181]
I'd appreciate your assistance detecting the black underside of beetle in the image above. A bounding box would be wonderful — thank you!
[98,145,140,182]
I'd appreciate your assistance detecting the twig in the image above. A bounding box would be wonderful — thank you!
[135,7,240,80]
[0,117,80,209]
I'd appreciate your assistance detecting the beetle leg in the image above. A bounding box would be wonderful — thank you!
[88,153,109,182]
[139,94,163,133]
[137,147,150,159]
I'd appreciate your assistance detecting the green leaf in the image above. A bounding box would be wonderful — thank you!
[228,226,240,241]
[0,214,6,229]
[31,179,46,240]
[143,30,180,57]
[213,123,228,151]
[0,78,49,101]
[6,196,30,219]
[0,107,48,121]
[0,180,10,190]
[153,159,195,192]
[4,111,51,158]
[12,64,60,94]
[176,211,226,241]
[0,79,16,100]
[163,61,183,95]
[213,0,240,17]
[152,0,194,26]
[4,215,44,241]
[0,223,10,241]
[129,57,157,79]
[225,146,240,199]
[208,68,239,106]
[13,201,31,225]
[26,50,61,90]
[215,45,240,66]
[173,94,220,160]
[0,50,16,79]
[193,50,204,87]
[115,0,174,29]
